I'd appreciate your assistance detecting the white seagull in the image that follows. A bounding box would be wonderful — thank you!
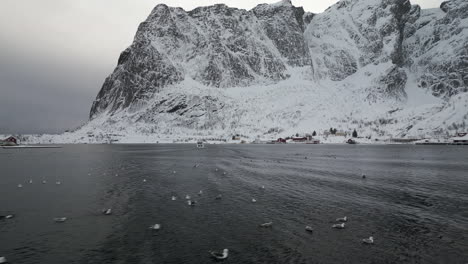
[185,195,191,200]
[149,224,161,230]
[362,236,374,244]
[54,217,67,223]
[209,249,229,260]
[0,256,7,263]
[336,216,347,222]
[259,222,273,227]
[305,226,314,232]
[17,184,23,188]
[56,181,61,185]
[29,179,33,184]
[198,190,203,196]
[171,196,177,201]
[332,223,345,229]
[103,208,112,215]
[252,198,257,203]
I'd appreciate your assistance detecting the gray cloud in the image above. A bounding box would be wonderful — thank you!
[0,0,443,134]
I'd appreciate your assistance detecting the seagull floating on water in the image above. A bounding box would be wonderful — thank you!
[0,256,7,263]
[149,224,161,230]
[362,236,374,244]
[198,190,203,195]
[336,216,347,222]
[54,217,67,223]
[332,223,345,229]
[215,194,222,200]
[223,172,227,175]
[185,195,191,200]
[29,179,33,184]
[143,179,147,182]
[171,196,177,201]
[209,249,229,260]
[252,198,257,203]
[305,226,314,232]
[17,184,23,188]
[187,200,196,206]
[0,215,14,220]
[259,222,273,228]
[173,171,176,174]
[42,180,47,184]
[261,185,265,189]
[56,181,61,185]
[103,208,112,215]
[194,164,200,168]
[215,168,218,172]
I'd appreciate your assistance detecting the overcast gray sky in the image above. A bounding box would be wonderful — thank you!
[0,0,444,134]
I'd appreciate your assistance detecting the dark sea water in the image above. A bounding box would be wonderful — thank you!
[0,144,467,264]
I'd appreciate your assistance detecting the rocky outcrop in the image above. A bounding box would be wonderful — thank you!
[87,0,468,140]
[91,1,315,118]
[403,0,468,98]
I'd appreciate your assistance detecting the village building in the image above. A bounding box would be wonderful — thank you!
[452,133,468,144]
[0,136,18,146]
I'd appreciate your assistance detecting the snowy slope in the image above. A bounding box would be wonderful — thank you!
[25,0,468,144]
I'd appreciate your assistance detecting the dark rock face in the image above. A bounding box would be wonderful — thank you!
[305,0,413,82]
[90,0,467,119]
[252,0,312,67]
[90,43,182,117]
[403,0,468,98]
[91,2,312,118]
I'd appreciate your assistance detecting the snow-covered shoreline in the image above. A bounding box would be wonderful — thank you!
[3,133,448,146]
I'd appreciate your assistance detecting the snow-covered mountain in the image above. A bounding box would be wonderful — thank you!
[43,0,468,143]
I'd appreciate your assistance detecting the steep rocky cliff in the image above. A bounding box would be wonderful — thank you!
[83,0,468,142]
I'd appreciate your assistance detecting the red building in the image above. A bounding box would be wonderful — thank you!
[277,138,286,143]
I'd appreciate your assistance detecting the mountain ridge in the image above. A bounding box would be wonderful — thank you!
[39,0,468,143]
